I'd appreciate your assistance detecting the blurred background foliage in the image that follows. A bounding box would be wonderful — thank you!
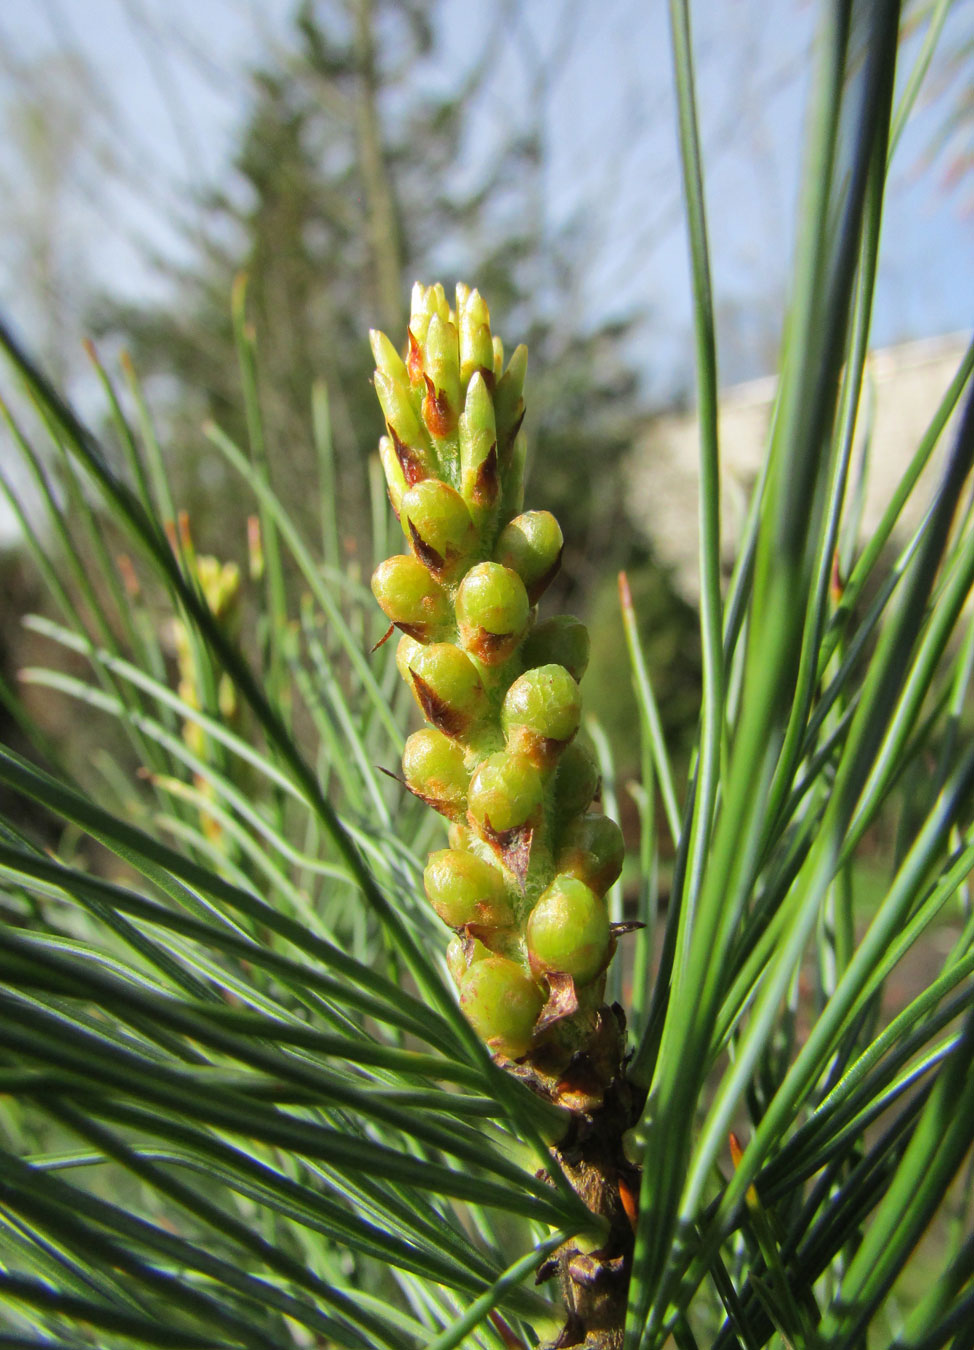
[0,0,970,797]
[84,0,650,603]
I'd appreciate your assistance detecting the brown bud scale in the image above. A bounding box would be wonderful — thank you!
[391,428,427,486]
[407,520,448,576]
[472,443,500,506]
[423,374,457,437]
[408,668,474,738]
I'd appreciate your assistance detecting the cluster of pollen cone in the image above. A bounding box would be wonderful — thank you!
[371,282,627,1066]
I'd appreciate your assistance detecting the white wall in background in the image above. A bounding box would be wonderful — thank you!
[627,332,970,605]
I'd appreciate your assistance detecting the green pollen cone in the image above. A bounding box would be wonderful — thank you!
[373,369,424,452]
[371,555,451,639]
[502,664,582,758]
[458,373,499,521]
[402,640,487,736]
[556,812,626,895]
[446,932,491,988]
[522,614,591,682]
[458,287,494,384]
[495,510,563,603]
[378,435,407,517]
[400,480,477,578]
[526,875,610,984]
[494,343,527,462]
[459,956,543,1059]
[422,313,461,436]
[468,751,543,835]
[455,562,530,665]
[369,328,409,386]
[553,740,601,819]
[424,849,513,929]
[402,728,469,820]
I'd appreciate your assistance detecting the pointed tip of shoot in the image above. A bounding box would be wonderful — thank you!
[504,343,528,387]
[370,327,408,383]
[492,335,505,380]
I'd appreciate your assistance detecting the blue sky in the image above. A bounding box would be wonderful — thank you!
[0,0,970,403]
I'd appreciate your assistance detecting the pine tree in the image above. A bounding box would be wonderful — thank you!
[92,0,649,598]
